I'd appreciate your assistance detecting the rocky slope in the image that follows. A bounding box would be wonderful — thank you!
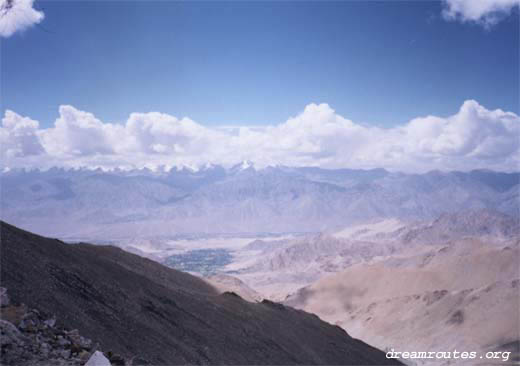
[0,287,104,366]
[0,221,401,365]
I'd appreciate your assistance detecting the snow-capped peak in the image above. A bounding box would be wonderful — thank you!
[229,160,256,173]
[240,160,253,170]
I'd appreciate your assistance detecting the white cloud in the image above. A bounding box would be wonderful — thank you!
[0,110,44,158]
[0,0,44,37]
[442,0,519,27]
[1,100,519,172]
[124,111,222,156]
[404,100,518,159]
[40,105,118,157]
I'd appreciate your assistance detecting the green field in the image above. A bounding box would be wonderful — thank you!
[163,248,233,276]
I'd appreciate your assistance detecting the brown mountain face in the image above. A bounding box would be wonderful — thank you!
[284,238,520,365]
[0,221,401,365]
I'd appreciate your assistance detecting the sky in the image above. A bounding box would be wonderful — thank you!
[0,0,519,172]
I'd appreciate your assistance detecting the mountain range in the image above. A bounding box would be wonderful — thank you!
[1,166,518,239]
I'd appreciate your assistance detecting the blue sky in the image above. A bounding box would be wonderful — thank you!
[2,1,518,129]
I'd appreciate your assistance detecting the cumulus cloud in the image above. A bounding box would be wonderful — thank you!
[40,106,118,157]
[1,100,519,172]
[124,112,224,156]
[442,0,519,27]
[0,0,44,37]
[0,110,45,158]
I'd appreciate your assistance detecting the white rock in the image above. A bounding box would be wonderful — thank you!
[85,351,111,366]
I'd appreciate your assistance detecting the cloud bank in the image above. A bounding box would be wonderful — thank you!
[1,100,519,173]
[0,0,44,37]
[442,0,519,27]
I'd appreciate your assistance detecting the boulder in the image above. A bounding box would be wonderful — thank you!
[0,319,27,364]
[56,335,71,347]
[44,317,56,328]
[0,319,25,347]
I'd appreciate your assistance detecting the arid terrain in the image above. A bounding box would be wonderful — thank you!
[285,238,519,365]
[1,168,519,366]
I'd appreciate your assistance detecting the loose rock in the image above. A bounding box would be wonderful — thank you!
[0,287,10,307]
[0,287,107,366]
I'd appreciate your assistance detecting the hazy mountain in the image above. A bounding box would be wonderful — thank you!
[232,209,519,301]
[331,209,520,244]
[397,209,520,244]
[258,209,519,270]
[1,166,518,238]
[0,221,401,365]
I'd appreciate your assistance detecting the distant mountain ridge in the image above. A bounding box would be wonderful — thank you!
[1,166,518,238]
[399,209,520,244]
[234,209,520,300]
